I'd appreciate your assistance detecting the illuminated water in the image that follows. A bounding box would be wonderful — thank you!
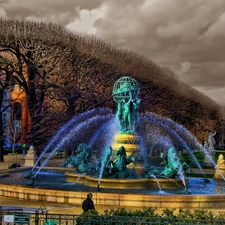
[1,170,224,195]
[29,108,216,180]
[4,108,222,194]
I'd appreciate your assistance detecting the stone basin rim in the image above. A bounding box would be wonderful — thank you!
[1,167,225,209]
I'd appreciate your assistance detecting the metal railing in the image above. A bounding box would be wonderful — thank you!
[1,208,225,225]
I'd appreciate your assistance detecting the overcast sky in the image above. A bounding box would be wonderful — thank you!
[0,0,225,106]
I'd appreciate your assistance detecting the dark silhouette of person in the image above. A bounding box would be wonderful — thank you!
[82,193,95,213]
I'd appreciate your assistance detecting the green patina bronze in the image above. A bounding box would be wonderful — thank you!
[112,76,141,134]
[97,146,136,178]
[62,143,95,173]
[62,143,136,178]
[144,147,193,179]
[60,77,191,180]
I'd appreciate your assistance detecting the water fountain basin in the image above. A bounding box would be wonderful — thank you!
[65,172,187,189]
[1,167,225,210]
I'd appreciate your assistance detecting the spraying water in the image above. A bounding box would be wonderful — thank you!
[138,114,206,178]
[150,174,162,192]
[97,146,114,188]
[27,107,218,191]
[32,108,112,170]
[162,115,225,181]
[33,113,113,177]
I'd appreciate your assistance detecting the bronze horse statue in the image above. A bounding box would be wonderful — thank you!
[62,143,93,173]
[112,146,135,178]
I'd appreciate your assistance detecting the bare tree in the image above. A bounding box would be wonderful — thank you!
[0,69,13,161]
[0,18,223,154]
[0,19,75,153]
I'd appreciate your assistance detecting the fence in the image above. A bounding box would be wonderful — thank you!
[1,207,225,225]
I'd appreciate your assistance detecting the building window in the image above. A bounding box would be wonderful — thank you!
[13,102,22,120]
[12,102,22,132]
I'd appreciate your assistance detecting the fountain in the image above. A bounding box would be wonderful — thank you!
[1,76,225,210]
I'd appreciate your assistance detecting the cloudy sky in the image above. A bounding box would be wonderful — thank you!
[0,0,225,106]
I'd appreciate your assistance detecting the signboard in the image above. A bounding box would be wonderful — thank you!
[14,214,30,224]
[3,215,14,223]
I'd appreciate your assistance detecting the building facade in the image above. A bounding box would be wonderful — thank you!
[2,84,30,147]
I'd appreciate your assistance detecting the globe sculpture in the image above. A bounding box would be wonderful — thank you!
[112,77,142,175]
[112,76,141,134]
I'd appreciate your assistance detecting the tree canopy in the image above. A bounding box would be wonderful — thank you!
[0,18,224,160]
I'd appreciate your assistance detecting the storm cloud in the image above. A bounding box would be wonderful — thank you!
[1,0,224,105]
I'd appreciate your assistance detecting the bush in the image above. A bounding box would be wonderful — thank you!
[4,144,23,154]
[76,207,225,224]
[180,151,205,168]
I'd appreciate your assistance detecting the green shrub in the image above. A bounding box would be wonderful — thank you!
[180,151,205,168]
[161,208,176,218]
[76,207,225,224]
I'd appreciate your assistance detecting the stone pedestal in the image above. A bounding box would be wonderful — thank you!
[130,163,145,177]
[204,151,215,168]
[214,166,225,180]
[112,133,145,176]
[24,145,37,167]
[112,133,140,156]
[214,154,225,180]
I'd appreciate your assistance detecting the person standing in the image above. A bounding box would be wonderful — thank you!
[82,193,95,213]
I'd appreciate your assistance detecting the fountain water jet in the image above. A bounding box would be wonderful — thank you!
[149,174,162,192]
[33,108,112,169]
[25,77,210,192]
[58,77,202,193]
